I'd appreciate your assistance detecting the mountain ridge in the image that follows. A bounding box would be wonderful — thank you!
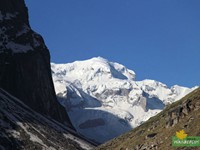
[51,57,198,143]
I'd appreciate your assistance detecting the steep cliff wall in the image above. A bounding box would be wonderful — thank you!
[0,0,72,126]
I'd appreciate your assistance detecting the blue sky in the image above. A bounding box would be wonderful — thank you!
[25,0,200,87]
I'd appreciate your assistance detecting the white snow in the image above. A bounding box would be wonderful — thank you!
[18,122,47,147]
[52,57,198,143]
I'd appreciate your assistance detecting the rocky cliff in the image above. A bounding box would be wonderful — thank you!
[0,0,71,125]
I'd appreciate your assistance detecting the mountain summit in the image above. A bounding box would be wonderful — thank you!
[51,57,197,143]
[52,56,135,82]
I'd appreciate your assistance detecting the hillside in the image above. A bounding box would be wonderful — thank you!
[96,87,200,150]
[0,88,95,150]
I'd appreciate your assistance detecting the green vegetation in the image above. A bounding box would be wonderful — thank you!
[96,88,200,150]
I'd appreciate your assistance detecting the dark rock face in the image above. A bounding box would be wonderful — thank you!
[0,0,72,126]
[166,99,194,127]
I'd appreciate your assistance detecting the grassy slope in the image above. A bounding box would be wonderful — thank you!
[96,88,200,150]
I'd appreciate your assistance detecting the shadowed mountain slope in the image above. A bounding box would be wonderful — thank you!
[0,88,96,150]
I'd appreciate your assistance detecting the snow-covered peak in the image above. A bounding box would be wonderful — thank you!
[51,57,135,83]
[137,79,167,90]
[51,57,198,143]
[170,85,198,101]
[136,79,197,104]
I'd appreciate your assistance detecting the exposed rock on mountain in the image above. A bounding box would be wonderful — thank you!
[51,57,198,143]
[166,98,197,128]
[96,87,200,150]
[0,88,95,150]
[0,0,71,125]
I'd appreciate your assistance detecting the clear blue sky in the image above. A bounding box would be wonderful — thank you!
[25,0,200,87]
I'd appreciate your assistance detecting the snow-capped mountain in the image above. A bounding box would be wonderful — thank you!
[51,57,198,143]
